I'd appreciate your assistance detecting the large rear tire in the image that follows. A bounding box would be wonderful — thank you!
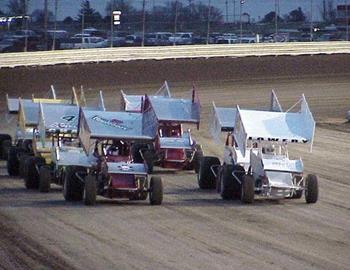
[197,156,220,189]
[7,146,20,176]
[39,166,51,193]
[220,165,234,200]
[131,143,150,163]
[21,139,33,153]
[63,166,85,201]
[143,150,154,174]
[193,145,203,174]
[149,176,163,205]
[84,175,97,206]
[305,174,318,204]
[241,175,255,204]
[19,154,31,178]
[0,134,12,160]
[2,140,12,161]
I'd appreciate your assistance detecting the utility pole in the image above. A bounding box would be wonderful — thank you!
[81,9,85,47]
[275,0,279,39]
[24,0,28,52]
[141,0,146,47]
[232,0,236,23]
[207,0,211,45]
[44,0,48,50]
[346,0,349,41]
[225,0,229,23]
[174,0,178,45]
[52,0,58,50]
[240,0,243,43]
[110,0,114,47]
[310,0,313,41]
[188,0,193,14]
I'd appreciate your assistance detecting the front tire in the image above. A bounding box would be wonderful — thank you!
[305,174,318,204]
[149,176,163,205]
[197,156,220,189]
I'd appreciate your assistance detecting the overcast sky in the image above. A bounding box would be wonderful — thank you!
[0,0,346,21]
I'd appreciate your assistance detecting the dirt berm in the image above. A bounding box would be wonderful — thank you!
[1,54,350,95]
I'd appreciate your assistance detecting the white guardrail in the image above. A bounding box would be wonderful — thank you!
[0,41,349,68]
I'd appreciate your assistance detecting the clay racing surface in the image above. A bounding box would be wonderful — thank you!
[0,55,349,269]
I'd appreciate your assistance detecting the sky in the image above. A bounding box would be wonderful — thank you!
[0,0,347,21]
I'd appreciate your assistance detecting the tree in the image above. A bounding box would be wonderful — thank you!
[288,7,306,22]
[7,0,26,15]
[63,16,74,24]
[148,1,223,31]
[261,11,283,23]
[0,9,4,16]
[77,0,103,26]
[31,9,54,23]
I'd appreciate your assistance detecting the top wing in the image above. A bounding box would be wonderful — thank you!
[120,81,172,112]
[209,102,237,144]
[234,94,315,156]
[145,95,200,125]
[79,109,157,154]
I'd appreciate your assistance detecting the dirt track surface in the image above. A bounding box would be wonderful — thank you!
[0,55,350,269]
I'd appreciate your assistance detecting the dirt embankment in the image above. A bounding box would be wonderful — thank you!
[1,54,350,96]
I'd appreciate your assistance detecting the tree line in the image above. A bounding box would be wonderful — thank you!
[1,0,339,28]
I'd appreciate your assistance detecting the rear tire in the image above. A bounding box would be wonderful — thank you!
[63,166,85,201]
[0,134,12,160]
[24,157,45,189]
[149,176,163,205]
[241,175,255,204]
[220,164,244,200]
[7,146,20,176]
[197,156,220,189]
[143,150,154,174]
[39,166,51,193]
[84,175,96,205]
[19,154,31,178]
[305,174,318,204]
[131,143,148,163]
[21,139,32,152]
[193,145,203,174]
[1,139,12,161]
